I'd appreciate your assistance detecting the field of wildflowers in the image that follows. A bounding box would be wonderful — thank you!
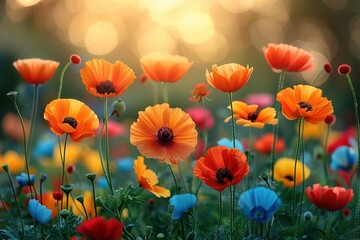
[0,43,359,240]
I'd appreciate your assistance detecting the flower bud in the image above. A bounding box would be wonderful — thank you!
[338,64,351,75]
[70,54,81,65]
[52,190,64,201]
[7,91,18,100]
[259,171,269,182]
[111,99,126,117]
[323,63,332,74]
[66,165,75,174]
[324,114,336,126]
[2,164,9,173]
[40,173,48,183]
[86,172,97,181]
[59,209,70,219]
[75,195,85,204]
[304,211,313,221]
[61,184,74,195]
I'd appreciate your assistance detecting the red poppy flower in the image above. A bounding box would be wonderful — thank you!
[193,146,249,192]
[263,43,314,72]
[189,82,211,103]
[76,217,123,240]
[206,63,253,93]
[306,184,354,211]
[13,58,59,85]
[254,133,285,155]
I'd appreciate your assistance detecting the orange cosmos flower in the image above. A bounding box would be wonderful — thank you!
[134,156,170,198]
[225,101,278,129]
[306,184,354,211]
[130,104,197,165]
[193,146,249,192]
[44,99,99,142]
[80,58,136,98]
[206,63,253,93]
[263,43,314,72]
[13,58,59,85]
[276,85,333,124]
[140,53,193,83]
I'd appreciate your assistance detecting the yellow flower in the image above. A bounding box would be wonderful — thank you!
[0,151,25,174]
[273,158,311,187]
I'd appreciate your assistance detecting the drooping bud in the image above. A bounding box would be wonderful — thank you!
[70,54,81,65]
[338,64,351,75]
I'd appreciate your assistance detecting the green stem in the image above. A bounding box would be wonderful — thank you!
[104,98,114,195]
[57,61,71,99]
[90,180,98,217]
[247,127,254,188]
[299,120,305,225]
[201,100,209,153]
[162,82,168,103]
[28,84,39,158]
[323,125,331,185]
[228,92,236,240]
[216,191,223,240]
[5,171,25,235]
[97,119,111,190]
[61,134,69,186]
[345,73,360,240]
[292,118,304,225]
[11,95,33,198]
[270,70,285,180]
[326,211,332,239]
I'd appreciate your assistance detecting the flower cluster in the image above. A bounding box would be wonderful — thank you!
[0,42,358,240]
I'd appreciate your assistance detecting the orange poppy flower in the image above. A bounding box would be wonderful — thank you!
[206,63,253,93]
[254,133,285,155]
[225,101,278,129]
[306,184,354,211]
[44,99,99,142]
[13,58,59,84]
[80,58,136,98]
[263,43,314,72]
[130,103,197,165]
[134,156,170,198]
[193,146,249,192]
[276,85,334,124]
[140,53,193,83]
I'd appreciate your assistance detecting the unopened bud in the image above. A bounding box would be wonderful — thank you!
[111,99,126,117]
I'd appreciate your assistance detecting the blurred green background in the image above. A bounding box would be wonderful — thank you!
[0,0,359,140]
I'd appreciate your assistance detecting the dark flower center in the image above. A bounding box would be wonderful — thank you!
[250,206,267,221]
[284,175,294,181]
[157,127,174,145]
[216,167,233,185]
[63,117,77,129]
[248,112,259,122]
[298,101,312,112]
[96,80,116,94]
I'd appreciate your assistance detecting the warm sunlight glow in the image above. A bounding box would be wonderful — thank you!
[15,0,41,7]
[85,21,118,55]
[177,11,215,45]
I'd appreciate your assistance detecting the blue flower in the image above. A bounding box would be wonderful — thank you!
[331,146,358,171]
[238,187,281,223]
[32,134,56,159]
[169,194,196,220]
[117,157,134,172]
[217,138,244,152]
[96,176,109,188]
[28,199,52,224]
[16,173,36,187]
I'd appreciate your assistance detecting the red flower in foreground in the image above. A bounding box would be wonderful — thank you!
[193,146,249,192]
[254,133,285,155]
[76,217,123,240]
[306,184,354,211]
[263,43,314,72]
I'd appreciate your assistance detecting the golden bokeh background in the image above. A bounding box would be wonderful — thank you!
[0,0,359,126]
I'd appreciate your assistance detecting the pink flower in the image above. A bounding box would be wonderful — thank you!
[97,120,126,138]
[243,93,274,109]
[186,106,215,131]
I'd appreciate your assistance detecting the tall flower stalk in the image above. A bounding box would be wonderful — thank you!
[338,64,360,239]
